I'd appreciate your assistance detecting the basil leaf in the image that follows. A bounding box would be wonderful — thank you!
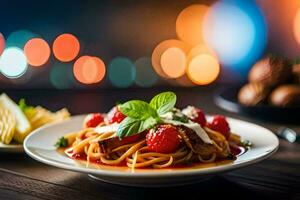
[117,117,140,138]
[141,117,157,130]
[150,91,176,115]
[117,117,157,138]
[119,100,157,120]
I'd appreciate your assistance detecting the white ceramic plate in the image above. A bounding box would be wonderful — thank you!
[24,115,279,187]
[0,142,23,153]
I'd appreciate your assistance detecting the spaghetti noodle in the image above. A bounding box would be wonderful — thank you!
[57,92,249,171]
[60,115,244,170]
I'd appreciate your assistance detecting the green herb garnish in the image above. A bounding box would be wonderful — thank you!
[119,100,158,120]
[55,137,68,148]
[18,98,34,112]
[171,108,189,123]
[18,99,35,117]
[117,117,157,138]
[241,139,252,148]
[149,91,176,115]
[117,91,176,138]
[172,115,189,123]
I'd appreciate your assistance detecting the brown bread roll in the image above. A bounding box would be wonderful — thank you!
[292,64,300,84]
[238,82,270,106]
[270,84,300,106]
[248,57,292,87]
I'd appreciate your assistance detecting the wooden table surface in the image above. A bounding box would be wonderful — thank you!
[0,87,299,200]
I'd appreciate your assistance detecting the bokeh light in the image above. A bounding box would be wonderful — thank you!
[174,75,195,87]
[203,0,267,76]
[187,44,218,61]
[203,3,254,66]
[134,57,158,87]
[53,33,80,62]
[176,4,209,46]
[152,39,190,78]
[187,54,220,85]
[185,44,220,85]
[90,57,106,83]
[24,38,50,67]
[50,62,76,89]
[73,56,91,84]
[73,56,106,84]
[160,47,186,78]
[108,57,135,88]
[0,47,28,78]
[294,8,300,45]
[8,66,34,85]
[0,33,5,56]
[258,0,299,58]
[6,30,38,48]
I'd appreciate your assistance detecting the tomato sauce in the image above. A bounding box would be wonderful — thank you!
[58,145,248,172]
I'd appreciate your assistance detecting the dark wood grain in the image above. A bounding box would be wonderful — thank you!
[0,87,299,200]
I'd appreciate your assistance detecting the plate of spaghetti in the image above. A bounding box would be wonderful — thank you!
[24,92,279,186]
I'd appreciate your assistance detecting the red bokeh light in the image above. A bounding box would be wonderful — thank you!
[0,33,5,56]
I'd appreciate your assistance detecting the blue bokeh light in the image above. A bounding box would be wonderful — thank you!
[6,29,39,48]
[50,62,77,89]
[108,57,136,88]
[0,47,28,78]
[134,57,158,87]
[203,0,267,77]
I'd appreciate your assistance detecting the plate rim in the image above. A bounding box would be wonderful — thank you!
[24,115,279,178]
[0,142,23,153]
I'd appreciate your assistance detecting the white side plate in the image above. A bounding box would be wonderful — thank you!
[0,142,23,153]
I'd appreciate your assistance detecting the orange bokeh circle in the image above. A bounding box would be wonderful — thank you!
[24,38,50,67]
[176,4,209,46]
[187,54,220,85]
[53,33,80,62]
[187,44,218,62]
[160,47,186,78]
[73,56,106,84]
[151,39,190,78]
[294,8,300,45]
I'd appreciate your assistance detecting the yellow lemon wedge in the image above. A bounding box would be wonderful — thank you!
[0,107,16,144]
[28,106,70,129]
[0,94,31,143]
[53,108,70,121]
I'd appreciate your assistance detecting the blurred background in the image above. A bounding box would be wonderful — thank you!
[0,0,300,89]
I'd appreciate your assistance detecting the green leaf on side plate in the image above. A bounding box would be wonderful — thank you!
[55,137,68,148]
